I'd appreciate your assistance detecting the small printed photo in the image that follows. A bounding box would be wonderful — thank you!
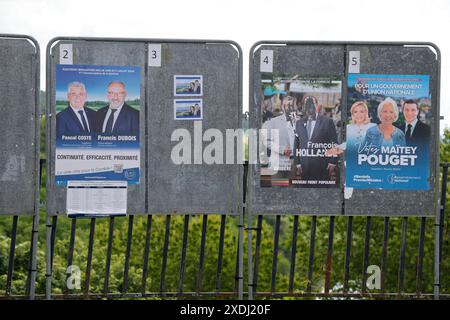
[174,99,203,120]
[174,75,203,96]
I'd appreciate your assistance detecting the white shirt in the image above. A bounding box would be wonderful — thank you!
[102,103,124,133]
[261,114,295,171]
[405,119,418,136]
[70,105,90,132]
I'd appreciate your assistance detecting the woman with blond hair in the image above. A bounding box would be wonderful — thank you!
[325,100,375,155]
[346,101,376,148]
[363,97,406,148]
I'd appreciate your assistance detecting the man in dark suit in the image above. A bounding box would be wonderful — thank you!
[56,82,96,136]
[95,81,139,135]
[398,99,431,146]
[293,96,339,183]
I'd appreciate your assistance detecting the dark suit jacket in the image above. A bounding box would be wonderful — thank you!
[56,105,96,136]
[397,120,430,146]
[294,115,338,181]
[95,103,139,135]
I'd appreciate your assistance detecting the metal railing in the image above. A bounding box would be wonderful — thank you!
[0,161,448,299]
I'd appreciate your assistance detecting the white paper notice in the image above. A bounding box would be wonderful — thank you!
[148,44,162,67]
[67,181,127,217]
[348,51,360,73]
[260,50,273,73]
[59,44,73,65]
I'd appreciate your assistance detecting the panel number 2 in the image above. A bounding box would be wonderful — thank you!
[59,44,73,65]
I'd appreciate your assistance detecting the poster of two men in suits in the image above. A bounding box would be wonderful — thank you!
[55,64,141,185]
[259,76,342,188]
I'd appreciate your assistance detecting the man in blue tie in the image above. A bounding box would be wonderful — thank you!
[56,81,96,136]
[95,81,139,136]
[398,99,431,147]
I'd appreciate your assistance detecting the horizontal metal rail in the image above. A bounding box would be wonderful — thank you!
[1,162,449,300]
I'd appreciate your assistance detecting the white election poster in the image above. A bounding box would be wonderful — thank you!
[66,181,127,217]
[55,64,141,185]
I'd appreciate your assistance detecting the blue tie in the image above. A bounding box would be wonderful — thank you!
[78,110,89,133]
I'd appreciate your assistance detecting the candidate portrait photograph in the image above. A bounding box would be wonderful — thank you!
[56,81,96,136]
[95,81,140,136]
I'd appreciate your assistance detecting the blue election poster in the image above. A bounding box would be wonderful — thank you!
[55,64,141,185]
[345,74,431,190]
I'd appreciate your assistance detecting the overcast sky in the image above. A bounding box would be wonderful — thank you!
[1,0,449,130]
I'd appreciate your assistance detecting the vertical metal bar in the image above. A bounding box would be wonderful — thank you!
[234,225,240,294]
[270,215,281,294]
[247,206,253,301]
[307,216,317,293]
[103,217,114,294]
[141,215,153,294]
[324,216,335,294]
[45,39,52,301]
[398,217,408,295]
[45,214,52,300]
[416,217,426,296]
[237,52,244,302]
[64,218,77,296]
[5,216,18,296]
[362,217,371,294]
[216,215,226,293]
[439,166,447,264]
[178,215,190,295]
[26,216,33,297]
[39,158,45,186]
[84,218,96,296]
[252,215,263,295]
[380,217,390,294]
[244,161,253,300]
[435,164,448,299]
[46,213,58,298]
[343,216,353,294]
[238,208,244,300]
[160,215,171,293]
[122,215,134,293]
[29,45,40,301]
[26,207,40,300]
[50,216,58,268]
[288,216,299,293]
[196,215,208,294]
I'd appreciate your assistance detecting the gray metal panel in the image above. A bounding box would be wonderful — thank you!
[249,44,345,215]
[47,40,146,215]
[344,44,439,216]
[0,36,39,215]
[147,42,242,214]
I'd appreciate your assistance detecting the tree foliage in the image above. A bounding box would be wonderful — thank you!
[1,126,449,299]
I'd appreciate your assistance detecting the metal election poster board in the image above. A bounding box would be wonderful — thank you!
[47,38,242,215]
[0,35,40,216]
[147,42,242,214]
[249,43,345,215]
[47,38,146,215]
[249,42,439,216]
[343,43,439,216]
